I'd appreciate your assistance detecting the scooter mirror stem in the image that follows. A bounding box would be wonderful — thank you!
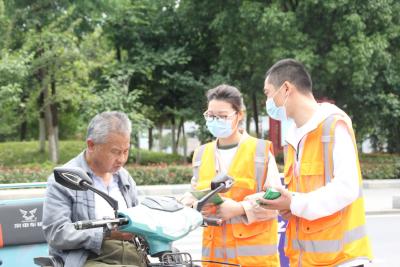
[196,183,226,212]
[83,181,119,217]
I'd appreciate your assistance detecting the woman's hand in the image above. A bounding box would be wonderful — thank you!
[178,192,197,208]
[215,198,244,221]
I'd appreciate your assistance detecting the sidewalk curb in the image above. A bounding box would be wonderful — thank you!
[393,195,400,209]
[363,179,400,189]
[365,209,400,215]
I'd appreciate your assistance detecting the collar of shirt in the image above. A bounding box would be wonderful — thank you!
[285,103,350,149]
[75,150,131,191]
[214,131,249,174]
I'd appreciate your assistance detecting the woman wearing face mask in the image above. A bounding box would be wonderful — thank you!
[182,84,281,267]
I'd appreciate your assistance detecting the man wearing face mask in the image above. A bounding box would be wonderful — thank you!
[259,59,373,267]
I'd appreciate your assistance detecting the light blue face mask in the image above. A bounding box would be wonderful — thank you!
[265,85,287,121]
[206,119,233,138]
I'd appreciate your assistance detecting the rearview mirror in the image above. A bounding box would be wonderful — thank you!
[210,173,234,193]
[53,166,119,215]
[54,167,92,191]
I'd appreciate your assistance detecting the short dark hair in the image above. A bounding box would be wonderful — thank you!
[206,84,245,112]
[265,58,312,93]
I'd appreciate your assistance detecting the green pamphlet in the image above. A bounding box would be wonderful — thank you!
[191,190,224,205]
[257,188,281,205]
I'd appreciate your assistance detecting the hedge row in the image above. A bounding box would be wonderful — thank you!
[0,140,186,167]
[0,141,399,184]
[359,153,400,179]
[126,164,192,185]
[0,164,193,185]
[1,158,399,185]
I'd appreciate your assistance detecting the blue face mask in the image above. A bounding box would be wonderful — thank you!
[206,119,233,138]
[265,85,287,121]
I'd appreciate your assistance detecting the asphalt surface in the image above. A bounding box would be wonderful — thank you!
[173,214,400,267]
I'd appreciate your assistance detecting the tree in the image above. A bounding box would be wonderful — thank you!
[210,1,313,137]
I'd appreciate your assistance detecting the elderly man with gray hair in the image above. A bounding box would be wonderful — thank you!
[42,111,146,267]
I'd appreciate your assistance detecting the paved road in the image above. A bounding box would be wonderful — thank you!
[173,214,400,267]
[365,214,400,267]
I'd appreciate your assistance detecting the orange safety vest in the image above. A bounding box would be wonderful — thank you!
[284,115,373,266]
[192,136,280,267]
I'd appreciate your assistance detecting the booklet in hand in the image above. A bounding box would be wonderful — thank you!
[190,189,224,205]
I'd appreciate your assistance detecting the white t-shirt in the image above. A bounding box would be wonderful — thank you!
[92,174,128,219]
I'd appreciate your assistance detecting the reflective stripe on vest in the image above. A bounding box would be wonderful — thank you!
[254,139,268,192]
[203,244,278,258]
[192,144,206,184]
[192,139,268,192]
[291,224,367,253]
[284,114,373,266]
[195,137,279,266]
[321,115,336,184]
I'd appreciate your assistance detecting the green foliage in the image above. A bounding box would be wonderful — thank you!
[0,140,188,183]
[0,51,32,139]
[129,149,184,165]
[0,163,192,185]
[360,153,400,179]
[0,0,400,153]
[126,164,192,185]
[0,141,398,184]
[0,140,86,166]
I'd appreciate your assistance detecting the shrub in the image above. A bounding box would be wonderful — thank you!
[0,164,53,184]
[126,164,192,185]
[0,141,399,184]
[128,149,185,165]
[0,140,86,166]
[360,153,400,179]
[0,140,190,184]
[0,164,192,185]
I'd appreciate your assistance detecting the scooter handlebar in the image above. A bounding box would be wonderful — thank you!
[74,217,128,230]
[203,217,223,226]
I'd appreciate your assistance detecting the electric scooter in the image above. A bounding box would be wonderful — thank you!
[34,166,240,267]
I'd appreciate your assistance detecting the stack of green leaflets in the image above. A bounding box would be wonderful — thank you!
[191,189,224,205]
[263,188,281,200]
[257,188,281,205]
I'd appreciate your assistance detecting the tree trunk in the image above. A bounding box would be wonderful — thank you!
[252,91,260,138]
[171,117,177,154]
[148,127,153,150]
[158,124,163,151]
[51,74,59,153]
[43,86,58,163]
[39,114,46,152]
[246,112,251,133]
[37,61,58,163]
[182,122,187,163]
[19,91,28,141]
[20,121,27,141]
[175,118,184,151]
[38,92,46,152]
[116,44,122,62]
[134,132,141,164]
